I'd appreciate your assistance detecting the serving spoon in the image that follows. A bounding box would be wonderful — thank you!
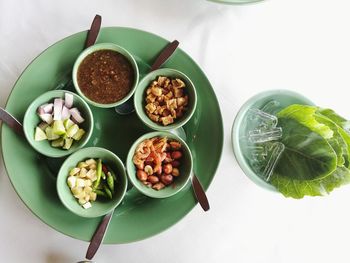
[114,40,180,115]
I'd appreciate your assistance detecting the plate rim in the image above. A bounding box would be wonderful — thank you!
[1,26,224,243]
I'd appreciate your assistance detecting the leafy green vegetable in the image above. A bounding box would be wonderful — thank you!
[270,167,350,199]
[268,104,350,198]
[273,117,337,181]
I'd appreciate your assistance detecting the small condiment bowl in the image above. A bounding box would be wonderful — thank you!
[231,89,314,191]
[57,147,128,218]
[23,90,93,158]
[126,131,193,198]
[72,43,139,108]
[134,68,197,131]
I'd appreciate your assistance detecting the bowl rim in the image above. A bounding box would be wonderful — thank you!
[72,42,140,108]
[23,90,94,158]
[134,68,197,131]
[126,131,193,198]
[231,89,315,192]
[56,146,128,218]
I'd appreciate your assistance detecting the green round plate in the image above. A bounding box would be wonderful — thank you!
[1,27,223,244]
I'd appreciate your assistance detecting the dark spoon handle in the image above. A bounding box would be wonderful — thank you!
[86,212,113,260]
[150,40,179,72]
[85,15,102,49]
[0,107,24,136]
[192,173,210,212]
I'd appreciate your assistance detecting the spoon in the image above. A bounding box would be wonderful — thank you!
[0,107,24,136]
[85,39,180,260]
[114,40,180,115]
[170,128,210,211]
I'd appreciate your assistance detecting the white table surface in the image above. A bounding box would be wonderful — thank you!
[2,0,350,262]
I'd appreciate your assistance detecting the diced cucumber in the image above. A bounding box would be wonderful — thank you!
[63,138,73,150]
[53,120,66,136]
[34,127,47,141]
[63,118,74,129]
[45,126,59,140]
[51,138,64,148]
[72,129,85,140]
[66,124,79,138]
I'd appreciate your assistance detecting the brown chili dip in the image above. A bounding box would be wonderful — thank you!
[77,49,134,104]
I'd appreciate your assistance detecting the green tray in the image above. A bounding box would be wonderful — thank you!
[1,27,223,244]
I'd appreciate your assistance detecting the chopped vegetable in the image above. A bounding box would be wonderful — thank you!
[34,127,47,141]
[72,129,85,140]
[53,98,64,121]
[34,93,86,150]
[67,158,118,208]
[63,119,73,131]
[45,126,60,140]
[66,124,79,138]
[52,120,66,136]
[69,108,85,123]
[39,113,53,124]
[61,106,71,120]
[51,138,64,148]
[63,138,73,150]
[65,93,74,108]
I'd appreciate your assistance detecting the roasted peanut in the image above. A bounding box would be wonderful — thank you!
[148,175,159,184]
[171,151,182,159]
[163,163,173,174]
[170,141,181,150]
[144,165,153,175]
[137,170,148,181]
[143,181,153,188]
[153,182,165,190]
[172,168,180,177]
[154,165,162,175]
[161,174,173,185]
[171,160,180,167]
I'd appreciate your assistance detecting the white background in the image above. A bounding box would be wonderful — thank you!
[1,0,350,262]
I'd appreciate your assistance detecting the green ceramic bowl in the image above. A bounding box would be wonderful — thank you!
[126,131,193,198]
[231,90,314,191]
[23,90,93,158]
[134,68,197,131]
[72,43,139,108]
[57,147,128,218]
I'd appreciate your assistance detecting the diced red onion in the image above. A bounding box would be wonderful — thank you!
[53,98,63,121]
[64,93,74,108]
[69,108,84,123]
[37,107,45,115]
[61,106,71,120]
[39,103,53,114]
[39,113,53,124]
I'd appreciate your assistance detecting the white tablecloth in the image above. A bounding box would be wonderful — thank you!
[2,0,350,262]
